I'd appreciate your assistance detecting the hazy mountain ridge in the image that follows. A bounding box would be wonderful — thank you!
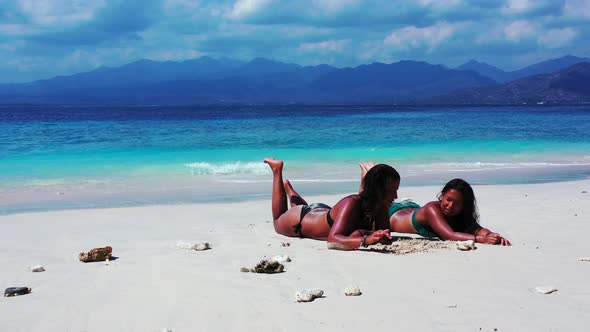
[456,55,590,83]
[0,55,588,105]
[432,62,590,104]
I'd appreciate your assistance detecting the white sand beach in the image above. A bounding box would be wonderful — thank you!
[1,179,589,332]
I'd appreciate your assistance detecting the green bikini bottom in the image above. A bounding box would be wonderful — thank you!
[389,200,438,238]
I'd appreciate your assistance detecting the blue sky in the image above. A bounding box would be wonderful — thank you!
[1,0,589,83]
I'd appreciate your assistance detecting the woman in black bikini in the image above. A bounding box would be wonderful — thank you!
[264,158,399,250]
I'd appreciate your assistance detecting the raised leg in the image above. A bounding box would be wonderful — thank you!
[284,179,308,207]
[359,161,376,193]
[263,158,287,221]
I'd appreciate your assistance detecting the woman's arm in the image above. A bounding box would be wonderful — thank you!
[326,196,391,250]
[423,204,487,242]
[425,205,510,245]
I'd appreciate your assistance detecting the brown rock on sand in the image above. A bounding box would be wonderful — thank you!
[79,246,112,263]
[240,259,284,273]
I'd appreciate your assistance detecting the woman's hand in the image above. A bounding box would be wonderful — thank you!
[483,233,511,246]
[365,229,392,246]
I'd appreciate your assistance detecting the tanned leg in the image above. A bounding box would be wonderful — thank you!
[263,158,287,221]
[284,179,308,207]
[359,161,376,194]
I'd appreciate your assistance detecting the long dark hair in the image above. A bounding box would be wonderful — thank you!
[360,164,400,224]
[438,178,479,226]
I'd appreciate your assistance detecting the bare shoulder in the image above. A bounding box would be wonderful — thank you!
[422,201,443,216]
[332,194,362,214]
[334,194,361,206]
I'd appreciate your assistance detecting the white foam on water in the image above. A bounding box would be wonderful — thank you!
[185,162,269,175]
[216,178,357,184]
[412,161,590,173]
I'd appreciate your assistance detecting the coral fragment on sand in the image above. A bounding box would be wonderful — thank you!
[176,241,211,251]
[456,240,476,251]
[240,259,284,274]
[4,287,31,297]
[535,286,558,294]
[29,265,45,272]
[79,246,112,263]
[270,255,291,264]
[295,289,324,302]
[344,285,362,296]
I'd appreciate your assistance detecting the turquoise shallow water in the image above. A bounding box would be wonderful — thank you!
[1,105,589,213]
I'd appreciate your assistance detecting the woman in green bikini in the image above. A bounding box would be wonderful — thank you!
[359,162,510,245]
[264,158,399,250]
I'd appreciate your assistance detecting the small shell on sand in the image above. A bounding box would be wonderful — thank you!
[281,242,291,247]
[29,265,45,272]
[344,285,362,296]
[456,240,475,251]
[579,257,590,262]
[535,286,558,294]
[176,241,211,251]
[270,255,291,264]
[295,289,324,302]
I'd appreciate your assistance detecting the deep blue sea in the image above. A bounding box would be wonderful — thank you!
[1,105,590,213]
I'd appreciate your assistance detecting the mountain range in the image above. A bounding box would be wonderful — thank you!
[456,55,590,83]
[0,55,588,105]
[433,62,590,104]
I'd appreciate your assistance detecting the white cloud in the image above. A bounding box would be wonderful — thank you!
[502,0,534,14]
[0,24,38,35]
[17,0,105,26]
[226,0,275,19]
[503,20,536,41]
[538,27,577,48]
[563,0,590,18]
[298,39,350,52]
[314,0,360,13]
[383,22,461,52]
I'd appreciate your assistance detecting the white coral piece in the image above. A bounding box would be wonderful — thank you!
[29,265,45,272]
[176,241,211,251]
[295,290,315,302]
[535,286,558,294]
[456,240,475,251]
[270,255,291,264]
[295,288,324,302]
[194,242,211,251]
[344,285,362,296]
[309,288,324,297]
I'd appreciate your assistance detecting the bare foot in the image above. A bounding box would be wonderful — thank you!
[263,157,283,173]
[284,179,307,206]
[359,161,376,178]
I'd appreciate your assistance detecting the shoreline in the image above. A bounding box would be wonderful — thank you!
[2,164,590,215]
[1,179,589,331]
